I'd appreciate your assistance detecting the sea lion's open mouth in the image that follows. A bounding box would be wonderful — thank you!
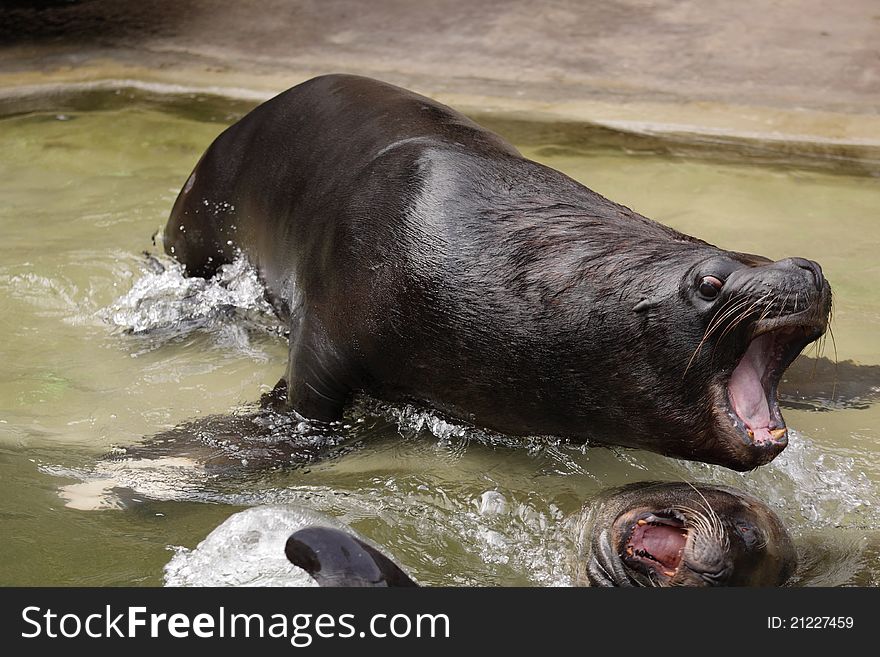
[622,509,689,581]
[726,320,824,447]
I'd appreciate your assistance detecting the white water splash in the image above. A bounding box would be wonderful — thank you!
[105,254,281,337]
[164,506,332,587]
[364,398,571,455]
[44,450,576,586]
[680,430,877,529]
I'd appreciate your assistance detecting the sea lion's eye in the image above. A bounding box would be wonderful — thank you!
[737,524,762,548]
[698,276,724,300]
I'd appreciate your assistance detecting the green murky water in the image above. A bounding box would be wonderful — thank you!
[0,97,878,586]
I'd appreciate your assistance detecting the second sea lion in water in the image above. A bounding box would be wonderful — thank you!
[164,74,831,470]
[574,482,797,587]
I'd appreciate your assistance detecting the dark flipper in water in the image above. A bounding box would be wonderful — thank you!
[286,526,418,587]
[113,406,392,474]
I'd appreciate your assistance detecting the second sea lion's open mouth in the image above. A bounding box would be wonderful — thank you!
[726,321,824,448]
[622,509,689,581]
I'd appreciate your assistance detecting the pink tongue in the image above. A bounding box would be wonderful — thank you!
[728,334,772,432]
[641,525,686,568]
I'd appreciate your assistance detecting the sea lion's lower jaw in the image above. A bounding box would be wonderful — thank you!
[711,317,827,470]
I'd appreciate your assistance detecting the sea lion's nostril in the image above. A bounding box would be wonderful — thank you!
[791,257,824,291]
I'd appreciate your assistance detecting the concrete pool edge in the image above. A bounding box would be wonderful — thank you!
[1,67,879,176]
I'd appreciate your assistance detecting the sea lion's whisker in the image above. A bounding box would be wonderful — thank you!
[676,480,725,542]
[714,292,771,347]
[763,292,784,322]
[681,483,726,545]
[827,323,839,401]
[719,294,768,338]
[678,505,715,538]
[778,291,791,318]
[698,296,749,347]
[704,294,751,337]
[683,296,751,376]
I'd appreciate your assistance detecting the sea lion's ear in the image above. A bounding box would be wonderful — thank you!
[633,296,661,313]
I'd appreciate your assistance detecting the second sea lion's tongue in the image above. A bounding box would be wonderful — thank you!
[639,523,686,569]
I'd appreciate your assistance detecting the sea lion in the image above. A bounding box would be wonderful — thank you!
[286,526,418,587]
[164,73,831,471]
[574,482,797,587]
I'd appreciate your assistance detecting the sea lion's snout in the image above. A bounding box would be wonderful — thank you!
[784,256,825,292]
[722,255,830,315]
[680,534,734,586]
[616,507,735,586]
[686,252,832,470]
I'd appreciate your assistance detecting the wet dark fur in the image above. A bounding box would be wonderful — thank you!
[165,74,830,471]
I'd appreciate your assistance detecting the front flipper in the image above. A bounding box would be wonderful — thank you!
[285,527,418,587]
[284,319,355,422]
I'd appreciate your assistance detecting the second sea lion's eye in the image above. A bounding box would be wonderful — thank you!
[698,276,724,299]
[737,523,763,548]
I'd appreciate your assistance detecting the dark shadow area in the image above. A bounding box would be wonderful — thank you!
[0,0,191,44]
[780,357,880,411]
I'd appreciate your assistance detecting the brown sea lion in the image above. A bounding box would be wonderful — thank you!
[164,74,831,470]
